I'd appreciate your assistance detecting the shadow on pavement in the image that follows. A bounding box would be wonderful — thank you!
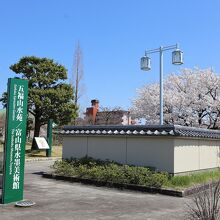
[32,171,44,175]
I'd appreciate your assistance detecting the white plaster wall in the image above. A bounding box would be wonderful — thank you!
[199,140,220,170]
[62,136,88,159]
[62,135,174,173]
[174,139,220,173]
[174,139,199,173]
[62,135,220,174]
[126,137,174,173]
[87,137,126,164]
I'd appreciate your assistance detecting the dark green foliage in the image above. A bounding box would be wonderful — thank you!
[1,56,78,149]
[53,158,220,190]
[52,157,168,188]
[9,56,77,126]
[53,157,220,195]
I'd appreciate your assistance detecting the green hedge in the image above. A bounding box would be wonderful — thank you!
[52,157,168,188]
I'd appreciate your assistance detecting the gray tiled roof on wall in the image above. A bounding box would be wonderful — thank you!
[60,125,220,139]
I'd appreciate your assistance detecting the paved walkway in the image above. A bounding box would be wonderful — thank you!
[0,161,191,220]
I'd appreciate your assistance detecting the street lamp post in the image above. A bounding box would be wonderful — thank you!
[140,44,183,125]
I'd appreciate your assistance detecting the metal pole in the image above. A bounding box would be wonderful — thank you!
[142,43,181,125]
[159,47,163,125]
[46,119,53,157]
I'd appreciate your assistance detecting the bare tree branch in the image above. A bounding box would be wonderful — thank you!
[71,41,85,124]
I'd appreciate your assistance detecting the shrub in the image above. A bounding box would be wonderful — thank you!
[53,160,76,176]
[52,157,168,188]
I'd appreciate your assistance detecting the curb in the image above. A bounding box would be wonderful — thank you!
[42,173,184,197]
[25,157,61,163]
[182,181,220,196]
[42,173,220,197]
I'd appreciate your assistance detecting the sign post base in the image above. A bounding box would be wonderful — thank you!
[15,200,36,207]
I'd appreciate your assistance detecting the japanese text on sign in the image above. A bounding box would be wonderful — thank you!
[16,85,24,122]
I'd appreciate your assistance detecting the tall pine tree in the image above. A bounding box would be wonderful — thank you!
[4,56,77,149]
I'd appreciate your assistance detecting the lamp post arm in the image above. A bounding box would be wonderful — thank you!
[162,44,178,51]
[145,48,161,55]
[145,44,178,55]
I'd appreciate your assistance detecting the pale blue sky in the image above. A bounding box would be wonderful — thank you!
[1,0,220,112]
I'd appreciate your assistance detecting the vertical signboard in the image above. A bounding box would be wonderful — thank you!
[2,78,28,204]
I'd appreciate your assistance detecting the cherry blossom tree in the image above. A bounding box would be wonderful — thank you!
[131,68,220,129]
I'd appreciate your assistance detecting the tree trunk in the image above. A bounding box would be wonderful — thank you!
[198,112,202,127]
[31,119,41,150]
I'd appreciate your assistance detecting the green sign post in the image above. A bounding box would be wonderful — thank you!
[2,78,28,204]
[46,119,53,157]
